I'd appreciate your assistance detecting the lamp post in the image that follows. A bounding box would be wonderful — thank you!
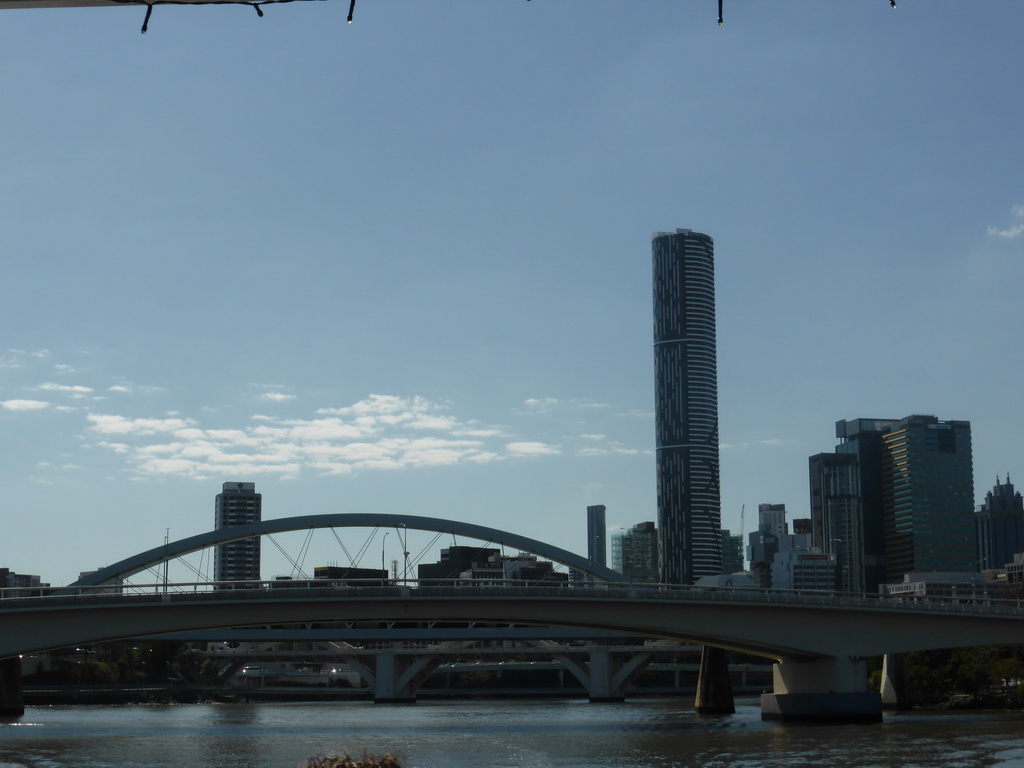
[397,524,409,584]
[381,531,390,587]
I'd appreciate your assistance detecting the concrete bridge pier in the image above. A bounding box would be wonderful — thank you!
[0,657,24,718]
[694,645,735,714]
[343,649,441,703]
[880,653,910,710]
[552,648,652,702]
[760,658,881,723]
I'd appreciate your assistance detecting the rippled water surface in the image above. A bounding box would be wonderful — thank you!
[3,699,1024,768]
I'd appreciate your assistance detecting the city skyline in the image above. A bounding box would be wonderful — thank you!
[1,2,1022,586]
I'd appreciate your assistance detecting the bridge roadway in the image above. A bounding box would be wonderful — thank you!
[4,582,1024,720]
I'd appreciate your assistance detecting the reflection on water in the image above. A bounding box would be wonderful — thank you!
[3,699,1024,768]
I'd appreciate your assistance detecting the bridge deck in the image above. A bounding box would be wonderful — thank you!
[3,583,1024,662]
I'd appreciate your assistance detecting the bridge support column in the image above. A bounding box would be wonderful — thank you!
[352,648,441,704]
[552,649,652,702]
[586,649,624,702]
[0,657,24,718]
[880,653,910,710]
[695,645,734,715]
[760,659,881,723]
[373,650,415,703]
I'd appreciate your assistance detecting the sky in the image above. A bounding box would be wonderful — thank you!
[1,0,1022,587]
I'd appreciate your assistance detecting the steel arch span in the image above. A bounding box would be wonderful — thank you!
[69,513,626,589]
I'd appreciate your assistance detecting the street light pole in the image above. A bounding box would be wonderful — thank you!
[381,531,390,587]
[397,524,409,584]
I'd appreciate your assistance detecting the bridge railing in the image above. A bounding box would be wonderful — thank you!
[2,579,1023,618]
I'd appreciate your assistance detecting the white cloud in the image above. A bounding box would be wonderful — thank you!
[523,397,559,409]
[87,413,195,435]
[1,399,50,411]
[987,205,1024,239]
[37,382,94,395]
[260,392,296,402]
[506,441,561,457]
[73,391,638,480]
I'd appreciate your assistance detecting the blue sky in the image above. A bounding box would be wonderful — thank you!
[1,0,1022,586]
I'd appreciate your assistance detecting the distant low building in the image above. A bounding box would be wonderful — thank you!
[0,568,47,598]
[880,571,994,601]
[418,546,500,584]
[770,548,836,592]
[462,553,567,585]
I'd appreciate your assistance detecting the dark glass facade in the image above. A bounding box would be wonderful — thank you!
[652,229,721,584]
[808,452,864,593]
[881,415,975,580]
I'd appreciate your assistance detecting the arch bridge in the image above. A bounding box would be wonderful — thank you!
[5,514,1024,722]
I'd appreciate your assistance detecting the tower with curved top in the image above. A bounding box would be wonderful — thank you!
[652,229,722,584]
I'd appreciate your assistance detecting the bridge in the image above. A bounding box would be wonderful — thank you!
[4,513,1024,722]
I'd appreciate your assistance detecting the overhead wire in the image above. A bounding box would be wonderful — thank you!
[103,0,898,36]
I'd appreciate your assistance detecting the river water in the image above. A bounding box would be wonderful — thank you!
[3,698,1024,768]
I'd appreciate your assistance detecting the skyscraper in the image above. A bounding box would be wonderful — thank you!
[652,228,722,583]
[825,416,975,586]
[976,475,1024,570]
[214,481,262,586]
[611,522,659,582]
[880,415,975,580]
[832,418,900,592]
[808,452,865,593]
[586,505,607,569]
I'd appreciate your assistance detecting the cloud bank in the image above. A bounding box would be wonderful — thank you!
[84,394,567,480]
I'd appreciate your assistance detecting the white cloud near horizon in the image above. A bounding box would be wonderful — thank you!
[987,205,1024,239]
[81,395,575,480]
[1,354,643,481]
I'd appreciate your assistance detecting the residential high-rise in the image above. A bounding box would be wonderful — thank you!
[976,475,1024,570]
[652,229,722,584]
[586,505,607,569]
[612,522,659,583]
[214,481,262,586]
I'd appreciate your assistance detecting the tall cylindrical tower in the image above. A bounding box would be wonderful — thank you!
[652,229,722,584]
